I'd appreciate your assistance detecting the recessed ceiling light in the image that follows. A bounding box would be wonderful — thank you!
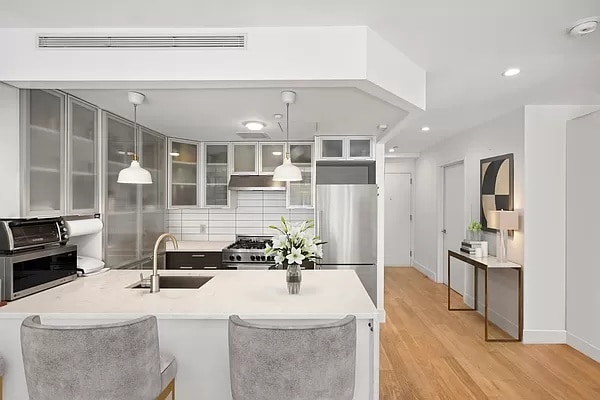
[389,148,395,153]
[273,114,283,119]
[568,17,599,37]
[377,124,388,131]
[502,68,521,77]
[421,126,430,132]
[169,152,180,157]
[243,121,266,131]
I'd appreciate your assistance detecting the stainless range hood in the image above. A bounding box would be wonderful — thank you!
[227,175,286,191]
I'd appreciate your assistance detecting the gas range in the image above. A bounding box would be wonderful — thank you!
[222,235,276,268]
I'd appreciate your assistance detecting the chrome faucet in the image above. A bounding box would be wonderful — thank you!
[149,233,179,293]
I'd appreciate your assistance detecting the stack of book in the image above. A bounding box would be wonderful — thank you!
[460,240,485,255]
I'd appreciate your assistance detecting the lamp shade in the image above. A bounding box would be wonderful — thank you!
[117,160,153,184]
[487,210,518,230]
[272,157,302,182]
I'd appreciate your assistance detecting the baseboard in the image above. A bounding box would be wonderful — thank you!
[464,294,519,338]
[523,329,567,344]
[413,260,436,281]
[567,332,600,363]
[377,308,387,323]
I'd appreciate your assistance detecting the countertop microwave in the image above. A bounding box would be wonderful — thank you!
[0,245,77,301]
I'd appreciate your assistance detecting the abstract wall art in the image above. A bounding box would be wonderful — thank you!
[480,153,514,232]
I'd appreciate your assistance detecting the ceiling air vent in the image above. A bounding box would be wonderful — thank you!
[37,34,246,49]
[236,132,270,140]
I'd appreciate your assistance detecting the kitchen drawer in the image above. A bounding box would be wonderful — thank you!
[166,251,223,270]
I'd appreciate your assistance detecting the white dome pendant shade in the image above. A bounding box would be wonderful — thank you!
[273,156,302,181]
[272,90,302,182]
[117,91,153,185]
[117,159,153,184]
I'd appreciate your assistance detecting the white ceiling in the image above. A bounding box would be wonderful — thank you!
[67,88,407,141]
[3,0,600,151]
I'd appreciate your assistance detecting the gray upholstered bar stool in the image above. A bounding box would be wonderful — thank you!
[21,315,176,400]
[0,354,5,400]
[228,315,356,400]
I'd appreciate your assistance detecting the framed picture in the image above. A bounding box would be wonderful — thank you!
[480,153,514,232]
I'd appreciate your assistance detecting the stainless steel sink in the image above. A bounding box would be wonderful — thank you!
[130,275,213,289]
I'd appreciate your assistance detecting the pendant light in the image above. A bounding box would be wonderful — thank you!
[117,91,153,185]
[273,90,302,182]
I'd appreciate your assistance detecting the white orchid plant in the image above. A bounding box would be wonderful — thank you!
[264,217,325,266]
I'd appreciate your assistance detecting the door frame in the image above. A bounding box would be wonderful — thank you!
[436,158,467,284]
[384,172,413,266]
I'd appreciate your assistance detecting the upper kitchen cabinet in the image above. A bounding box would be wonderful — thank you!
[21,89,66,216]
[203,143,233,208]
[169,139,199,207]
[315,136,375,161]
[67,97,99,214]
[232,143,258,174]
[21,90,101,217]
[287,143,314,209]
[259,142,285,174]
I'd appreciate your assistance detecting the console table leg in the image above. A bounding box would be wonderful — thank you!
[485,268,489,341]
[447,252,451,310]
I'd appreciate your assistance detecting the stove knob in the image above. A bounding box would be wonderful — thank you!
[229,255,235,261]
[236,255,242,261]
[261,256,266,261]
[250,255,256,261]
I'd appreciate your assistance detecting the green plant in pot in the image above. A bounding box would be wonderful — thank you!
[265,217,325,294]
[468,220,483,241]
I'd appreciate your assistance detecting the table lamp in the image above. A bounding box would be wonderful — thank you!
[487,210,518,263]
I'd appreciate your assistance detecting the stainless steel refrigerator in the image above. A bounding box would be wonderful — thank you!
[316,184,377,304]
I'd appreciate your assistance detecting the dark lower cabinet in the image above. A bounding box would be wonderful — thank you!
[166,251,223,270]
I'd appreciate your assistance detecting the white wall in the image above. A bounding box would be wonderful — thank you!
[523,105,600,343]
[384,158,415,174]
[0,82,21,217]
[565,110,600,362]
[413,108,525,337]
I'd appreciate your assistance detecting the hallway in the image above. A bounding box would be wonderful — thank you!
[380,268,600,399]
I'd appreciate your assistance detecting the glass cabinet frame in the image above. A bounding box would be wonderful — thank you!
[168,138,201,208]
[316,136,375,161]
[286,142,315,209]
[66,96,100,215]
[20,89,67,217]
[258,142,285,175]
[232,142,259,175]
[201,142,234,208]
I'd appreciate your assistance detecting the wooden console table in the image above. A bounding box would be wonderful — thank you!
[447,250,523,342]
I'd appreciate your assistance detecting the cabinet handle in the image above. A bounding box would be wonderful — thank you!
[191,254,206,258]
[179,266,193,269]
[204,266,218,269]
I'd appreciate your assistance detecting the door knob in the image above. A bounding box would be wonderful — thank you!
[441,229,447,234]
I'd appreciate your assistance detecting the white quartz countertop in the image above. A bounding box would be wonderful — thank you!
[165,241,232,252]
[0,270,377,321]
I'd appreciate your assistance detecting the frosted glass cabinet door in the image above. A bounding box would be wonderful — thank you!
[287,143,313,208]
[141,129,166,257]
[233,143,257,174]
[320,138,344,159]
[105,113,138,268]
[170,141,198,207]
[26,89,65,215]
[260,143,285,174]
[68,98,98,213]
[204,144,230,207]
[348,138,373,159]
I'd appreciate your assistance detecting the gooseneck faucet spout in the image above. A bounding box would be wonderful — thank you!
[150,233,179,293]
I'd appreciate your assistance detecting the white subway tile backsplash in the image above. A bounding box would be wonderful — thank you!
[209,234,236,242]
[182,234,209,241]
[167,191,314,240]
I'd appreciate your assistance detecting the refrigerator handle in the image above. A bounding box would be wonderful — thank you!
[317,210,323,239]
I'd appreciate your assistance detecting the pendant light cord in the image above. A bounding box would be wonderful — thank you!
[132,103,138,161]
[286,102,290,159]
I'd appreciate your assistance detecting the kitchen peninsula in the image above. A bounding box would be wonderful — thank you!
[0,269,379,400]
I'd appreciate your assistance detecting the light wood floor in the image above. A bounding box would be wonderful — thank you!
[380,267,600,399]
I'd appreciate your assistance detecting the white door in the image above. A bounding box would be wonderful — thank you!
[442,162,465,294]
[384,173,411,266]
